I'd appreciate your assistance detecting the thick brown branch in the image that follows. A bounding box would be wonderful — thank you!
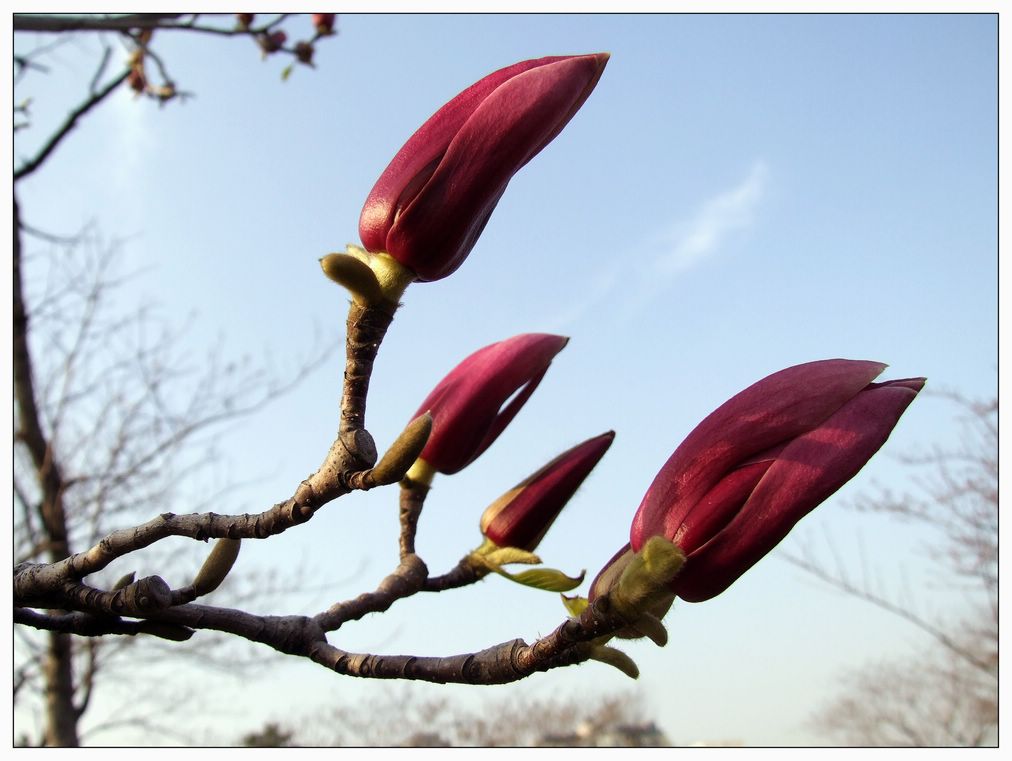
[13,196,70,562]
[307,597,631,685]
[340,302,395,434]
[15,608,193,642]
[398,481,427,558]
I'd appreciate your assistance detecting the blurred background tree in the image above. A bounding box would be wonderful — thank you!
[788,394,997,746]
[13,13,337,746]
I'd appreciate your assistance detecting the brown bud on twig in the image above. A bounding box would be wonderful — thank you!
[371,413,433,487]
[258,30,287,55]
[295,41,315,66]
[111,571,136,591]
[191,538,242,597]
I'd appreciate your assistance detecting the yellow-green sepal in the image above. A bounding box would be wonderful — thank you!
[588,645,639,679]
[493,566,585,592]
[320,244,416,308]
[561,594,589,618]
[320,252,383,304]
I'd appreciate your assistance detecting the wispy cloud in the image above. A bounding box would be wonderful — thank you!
[543,160,769,331]
[653,159,769,276]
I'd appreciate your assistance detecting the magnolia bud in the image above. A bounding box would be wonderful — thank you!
[192,538,242,596]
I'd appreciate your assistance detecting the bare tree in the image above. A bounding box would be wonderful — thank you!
[13,13,338,746]
[241,689,667,747]
[786,393,997,746]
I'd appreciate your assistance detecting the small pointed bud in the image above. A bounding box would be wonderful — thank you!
[589,645,639,679]
[295,41,314,65]
[370,413,433,486]
[127,67,146,94]
[192,538,242,597]
[312,13,336,35]
[236,13,255,29]
[259,30,287,54]
[111,571,136,591]
[480,431,614,551]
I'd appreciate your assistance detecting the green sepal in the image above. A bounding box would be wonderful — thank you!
[628,612,668,647]
[589,645,639,679]
[495,566,585,593]
[561,594,589,618]
[320,252,383,304]
[483,546,543,568]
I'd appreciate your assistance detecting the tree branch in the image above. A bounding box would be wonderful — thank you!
[14,67,130,182]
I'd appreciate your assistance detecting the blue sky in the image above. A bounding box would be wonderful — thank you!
[12,12,997,746]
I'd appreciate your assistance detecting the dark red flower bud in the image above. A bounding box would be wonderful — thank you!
[413,334,568,475]
[359,53,609,281]
[481,432,614,551]
[630,359,925,602]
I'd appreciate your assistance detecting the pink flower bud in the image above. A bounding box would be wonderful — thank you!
[359,53,609,281]
[413,334,568,475]
[630,359,925,602]
[312,13,336,34]
[481,431,614,551]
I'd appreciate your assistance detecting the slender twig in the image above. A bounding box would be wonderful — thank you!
[14,69,131,182]
[782,553,995,676]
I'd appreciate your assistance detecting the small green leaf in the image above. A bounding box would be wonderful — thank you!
[561,594,589,618]
[280,64,293,82]
[496,566,585,592]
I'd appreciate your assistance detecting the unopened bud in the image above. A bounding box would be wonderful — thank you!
[371,413,433,486]
[192,538,242,596]
[295,41,315,65]
[236,13,255,29]
[127,68,146,93]
[259,30,287,54]
[312,13,336,35]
